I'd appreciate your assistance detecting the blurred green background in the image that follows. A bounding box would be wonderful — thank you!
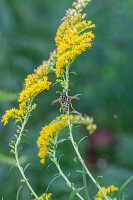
[0,0,133,199]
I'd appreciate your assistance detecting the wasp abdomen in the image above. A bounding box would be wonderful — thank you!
[62,101,68,110]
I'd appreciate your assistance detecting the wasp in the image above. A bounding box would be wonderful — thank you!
[51,90,80,112]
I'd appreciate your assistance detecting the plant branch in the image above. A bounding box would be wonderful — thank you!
[14,112,40,200]
[65,64,109,200]
[68,124,109,200]
[50,151,84,200]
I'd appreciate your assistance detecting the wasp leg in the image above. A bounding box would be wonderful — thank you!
[59,100,64,114]
[69,99,75,111]
[56,91,62,94]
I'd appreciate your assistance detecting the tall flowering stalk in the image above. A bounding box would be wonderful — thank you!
[51,1,108,199]
[1,0,131,200]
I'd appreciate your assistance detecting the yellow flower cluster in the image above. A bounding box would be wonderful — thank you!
[1,108,23,126]
[18,76,51,105]
[55,11,95,77]
[72,114,96,134]
[2,63,52,125]
[33,193,52,200]
[37,114,74,164]
[19,62,51,105]
[25,60,52,89]
[95,185,118,200]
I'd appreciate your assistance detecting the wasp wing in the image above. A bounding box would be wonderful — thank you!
[51,98,62,105]
[68,96,80,100]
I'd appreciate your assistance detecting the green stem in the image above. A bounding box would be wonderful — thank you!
[69,124,109,200]
[14,113,40,200]
[65,65,109,200]
[51,152,84,200]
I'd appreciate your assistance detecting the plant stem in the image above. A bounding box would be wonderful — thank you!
[51,152,84,200]
[65,65,109,200]
[69,124,109,200]
[14,113,40,200]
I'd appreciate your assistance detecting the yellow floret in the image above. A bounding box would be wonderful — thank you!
[1,108,22,126]
[1,58,52,126]
[37,115,74,163]
[95,185,118,200]
[55,12,95,78]
[33,193,52,200]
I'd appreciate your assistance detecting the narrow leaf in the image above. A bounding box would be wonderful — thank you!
[17,147,22,154]
[47,162,54,170]
[78,136,88,146]
[57,139,69,144]
[82,166,90,200]
[69,71,77,76]
[52,81,59,87]
[46,175,60,193]
[16,186,22,200]
[73,125,82,129]
[24,163,31,172]
[53,173,61,177]
[68,187,84,200]
[73,157,80,163]
[118,175,133,198]
[71,110,81,115]
[96,176,103,184]
[76,170,84,174]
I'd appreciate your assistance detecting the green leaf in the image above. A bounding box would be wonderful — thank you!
[96,176,103,184]
[73,157,80,163]
[16,186,22,200]
[47,162,54,170]
[71,110,81,115]
[73,125,82,129]
[118,175,133,198]
[10,141,15,145]
[24,163,31,172]
[69,71,77,76]
[53,173,61,177]
[68,187,84,200]
[82,166,90,200]
[76,170,84,174]
[46,175,60,194]
[52,81,60,87]
[9,149,15,155]
[9,144,15,149]
[78,136,88,146]
[57,139,69,144]
[17,147,22,154]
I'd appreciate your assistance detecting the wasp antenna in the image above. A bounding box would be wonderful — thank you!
[56,91,61,94]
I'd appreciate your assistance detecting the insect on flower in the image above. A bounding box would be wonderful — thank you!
[51,90,80,112]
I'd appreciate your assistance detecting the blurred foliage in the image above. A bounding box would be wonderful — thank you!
[0,0,133,199]
[0,90,18,102]
[0,152,26,166]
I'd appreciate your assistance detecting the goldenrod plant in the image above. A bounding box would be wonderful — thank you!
[1,0,132,200]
